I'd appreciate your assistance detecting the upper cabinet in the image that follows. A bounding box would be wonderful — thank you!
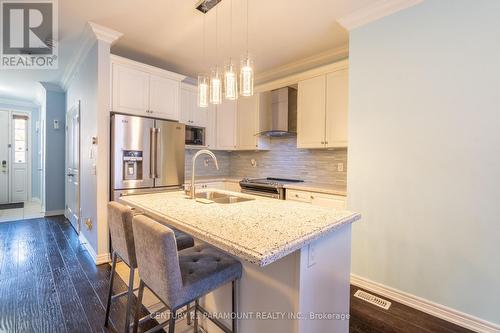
[325,69,348,148]
[297,66,349,149]
[297,75,327,148]
[236,94,269,150]
[111,63,150,116]
[216,100,237,150]
[111,55,185,120]
[180,83,208,128]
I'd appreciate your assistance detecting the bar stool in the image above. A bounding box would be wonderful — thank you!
[105,202,195,333]
[132,215,242,333]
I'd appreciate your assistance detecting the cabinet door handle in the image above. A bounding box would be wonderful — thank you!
[295,194,299,198]
[310,195,315,199]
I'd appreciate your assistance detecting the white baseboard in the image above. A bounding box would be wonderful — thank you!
[78,232,111,265]
[45,210,65,217]
[351,274,500,333]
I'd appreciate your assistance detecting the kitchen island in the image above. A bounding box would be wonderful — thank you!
[120,190,360,333]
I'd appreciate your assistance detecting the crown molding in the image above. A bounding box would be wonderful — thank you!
[40,82,64,93]
[88,22,123,44]
[60,22,123,90]
[255,45,349,85]
[337,0,424,31]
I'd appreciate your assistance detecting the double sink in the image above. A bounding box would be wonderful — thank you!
[195,191,255,204]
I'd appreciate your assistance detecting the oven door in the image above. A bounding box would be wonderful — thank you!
[241,188,282,199]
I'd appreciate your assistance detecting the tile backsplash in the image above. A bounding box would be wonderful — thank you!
[185,149,231,178]
[185,137,347,186]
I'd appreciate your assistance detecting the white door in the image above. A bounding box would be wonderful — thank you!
[65,102,80,233]
[149,74,180,120]
[112,63,150,116]
[216,100,237,150]
[0,111,9,204]
[11,114,29,203]
[297,75,327,148]
[325,69,349,148]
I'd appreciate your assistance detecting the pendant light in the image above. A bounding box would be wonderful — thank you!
[198,16,209,108]
[224,0,238,100]
[210,7,222,105]
[240,0,254,97]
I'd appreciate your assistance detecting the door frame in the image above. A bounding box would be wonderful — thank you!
[10,111,32,203]
[65,101,81,233]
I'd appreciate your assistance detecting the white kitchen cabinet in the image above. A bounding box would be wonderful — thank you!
[216,100,237,150]
[325,69,349,148]
[111,55,186,120]
[236,94,270,150]
[180,84,208,127]
[149,75,180,120]
[297,67,348,149]
[224,181,241,192]
[297,75,327,148]
[205,104,217,149]
[286,189,346,209]
[112,63,150,116]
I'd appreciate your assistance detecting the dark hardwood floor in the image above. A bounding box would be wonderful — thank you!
[0,216,474,333]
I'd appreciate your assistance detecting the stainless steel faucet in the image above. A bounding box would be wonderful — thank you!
[189,149,219,199]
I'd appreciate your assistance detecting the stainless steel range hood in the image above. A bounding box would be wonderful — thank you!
[258,87,297,137]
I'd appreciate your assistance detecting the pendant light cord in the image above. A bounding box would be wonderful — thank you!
[246,0,249,56]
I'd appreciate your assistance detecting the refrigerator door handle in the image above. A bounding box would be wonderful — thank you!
[155,128,161,179]
[149,128,156,178]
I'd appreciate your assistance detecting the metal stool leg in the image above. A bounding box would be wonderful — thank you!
[168,310,176,333]
[186,303,192,326]
[133,280,145,333]
[193,300,199,333]
[232,280,238,333]
[124,267,135,333]
[104,251,117,327]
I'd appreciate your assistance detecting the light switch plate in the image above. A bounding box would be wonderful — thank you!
[337,163,344,172]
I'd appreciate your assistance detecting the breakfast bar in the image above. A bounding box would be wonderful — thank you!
[120,189,360,333]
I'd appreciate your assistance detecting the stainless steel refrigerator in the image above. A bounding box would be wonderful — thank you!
[111,114,185,200]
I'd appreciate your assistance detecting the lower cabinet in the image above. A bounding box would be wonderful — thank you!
[286,189,346,209]
[187,181,241,192]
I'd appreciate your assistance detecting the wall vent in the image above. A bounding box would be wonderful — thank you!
[354,290,392,310]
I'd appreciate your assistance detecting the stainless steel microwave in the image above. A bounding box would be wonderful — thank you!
[185,125,205,146]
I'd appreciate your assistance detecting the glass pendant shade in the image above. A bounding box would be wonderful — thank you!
[197,75,209,108]
[224,62,238,100]
[210,68,222,105]
[240,56,254,97]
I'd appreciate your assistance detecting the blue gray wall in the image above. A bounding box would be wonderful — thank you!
[348,0,500,325]
[44,90,66,212]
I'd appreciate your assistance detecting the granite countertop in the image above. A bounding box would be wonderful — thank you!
[283,182,347,196]
[120,190,360,266]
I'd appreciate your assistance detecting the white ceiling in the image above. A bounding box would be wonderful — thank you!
[0,0,377,103]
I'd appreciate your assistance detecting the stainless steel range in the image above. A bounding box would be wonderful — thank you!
[239,178,304,199]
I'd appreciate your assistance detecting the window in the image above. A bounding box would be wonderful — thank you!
[13,117,27,164]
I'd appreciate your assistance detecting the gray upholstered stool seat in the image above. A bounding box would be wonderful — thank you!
[177,244,242,308]
[132,215,242,333]
[105,201,195,333]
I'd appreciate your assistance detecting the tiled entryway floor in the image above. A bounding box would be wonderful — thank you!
[0,201,44,223]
